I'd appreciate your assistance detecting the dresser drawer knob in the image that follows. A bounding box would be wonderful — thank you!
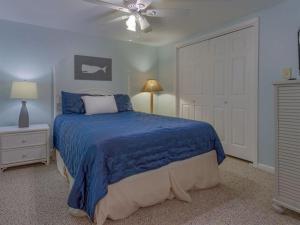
[22,154,27,159]
[21,140,27,144]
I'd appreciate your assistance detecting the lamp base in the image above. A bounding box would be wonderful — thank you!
[150,92,154,114]
[19,101,29,128]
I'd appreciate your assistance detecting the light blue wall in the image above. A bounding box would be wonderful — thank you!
[0,19,158,127]
[1,0,299,166]
[157,0,300,167]
[157,45,177,117]
[255,0,300,167]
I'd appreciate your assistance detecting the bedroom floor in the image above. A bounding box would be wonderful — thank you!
[0,157,299,225]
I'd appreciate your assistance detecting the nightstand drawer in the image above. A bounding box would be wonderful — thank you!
[0,132,46,149]
[1,145,46,164]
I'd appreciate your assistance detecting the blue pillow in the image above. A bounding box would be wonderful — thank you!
[61,91,87,114]
[114,94,133,112]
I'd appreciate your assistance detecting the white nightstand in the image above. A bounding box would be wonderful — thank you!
[0,124,50,171]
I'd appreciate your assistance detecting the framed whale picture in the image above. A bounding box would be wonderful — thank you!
[74,55,112,81]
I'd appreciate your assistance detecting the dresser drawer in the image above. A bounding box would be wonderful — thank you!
[1,145,46,165]
[0,132,47,149]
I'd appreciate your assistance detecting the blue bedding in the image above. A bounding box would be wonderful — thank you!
[53,111,225,219]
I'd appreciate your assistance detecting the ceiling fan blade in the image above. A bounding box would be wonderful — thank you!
[83,0,131,13]
[102,15,129,24]
[136,0,152,10]
[142,25,152,33]
[142,8,190,17]
[136,14,152,33]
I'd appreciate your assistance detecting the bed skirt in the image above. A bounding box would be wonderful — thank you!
[56,150,221,225]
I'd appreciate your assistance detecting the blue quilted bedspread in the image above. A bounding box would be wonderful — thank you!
[53,111,225,219]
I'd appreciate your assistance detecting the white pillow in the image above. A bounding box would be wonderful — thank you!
[81,95,118,115]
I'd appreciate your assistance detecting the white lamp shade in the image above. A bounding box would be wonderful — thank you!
[10,81,38,99]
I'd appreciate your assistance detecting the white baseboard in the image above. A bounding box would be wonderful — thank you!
[254,163,275,174]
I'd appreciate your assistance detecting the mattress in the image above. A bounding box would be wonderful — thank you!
[56,150,221,225]
[53,111,225,219]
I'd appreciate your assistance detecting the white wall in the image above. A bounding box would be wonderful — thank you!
[0,19,158,127]
[157,0,300,167]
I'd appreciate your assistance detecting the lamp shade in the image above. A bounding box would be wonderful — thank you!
[10,81,38,99]
[142,79,163,92]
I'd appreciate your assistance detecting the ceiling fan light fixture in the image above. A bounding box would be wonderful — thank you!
[126,15,136,32]
[137,14,151,32]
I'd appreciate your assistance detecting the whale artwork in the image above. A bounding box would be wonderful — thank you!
[74,55,112,81]
[81,65,107,74]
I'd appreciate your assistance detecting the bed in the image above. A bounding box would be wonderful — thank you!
[53,104,225,224]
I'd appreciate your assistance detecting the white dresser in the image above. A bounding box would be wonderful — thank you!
[273,81,300,213]
[0,124,49,171]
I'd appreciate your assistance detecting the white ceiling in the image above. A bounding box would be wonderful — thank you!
[0,0,284,46]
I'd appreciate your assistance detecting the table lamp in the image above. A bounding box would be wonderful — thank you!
[10,81,38,128]
[142,79,163,114]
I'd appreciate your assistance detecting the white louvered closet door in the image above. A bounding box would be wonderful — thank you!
[274,82,300,212]
[178,26,257,162]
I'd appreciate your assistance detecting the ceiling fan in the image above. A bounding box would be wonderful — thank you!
[83,0,189,33]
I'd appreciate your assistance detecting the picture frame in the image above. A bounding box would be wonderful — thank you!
[74,55,112,81]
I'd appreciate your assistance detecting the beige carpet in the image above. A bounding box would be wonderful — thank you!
[0,157,299,225]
